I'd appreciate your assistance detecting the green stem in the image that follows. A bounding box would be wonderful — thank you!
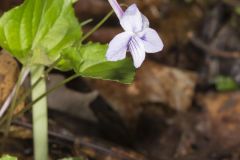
[30,65,48,160]
[80,18,93,27]
[81,10,114,41]
[14,58,61,114]
[16,74,79,118]
[80,3,128,42]
[0,73,77,129]
[0,73,79,128]
[0,74,79,127]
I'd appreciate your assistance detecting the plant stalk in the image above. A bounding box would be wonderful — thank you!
[0,74,79,128]
[30,65,48,160]
[81,10,114,41]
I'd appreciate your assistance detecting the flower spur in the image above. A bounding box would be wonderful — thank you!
[106,0,164,68]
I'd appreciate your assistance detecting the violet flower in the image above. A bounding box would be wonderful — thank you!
[106,0,163,68]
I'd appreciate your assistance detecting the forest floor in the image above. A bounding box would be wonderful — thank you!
[1,0,240,159]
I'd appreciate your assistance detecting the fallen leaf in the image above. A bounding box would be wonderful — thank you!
[87,60,198,127]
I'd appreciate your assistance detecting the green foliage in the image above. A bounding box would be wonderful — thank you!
[0,0,136,83]
[215,76,240,91]
[0,155,17,160]
[0,0,82,65]
[59,43,136,84]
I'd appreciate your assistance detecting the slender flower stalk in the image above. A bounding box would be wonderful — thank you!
[106,0,164,68]
[108,0,124,19]
[82,10,114,41]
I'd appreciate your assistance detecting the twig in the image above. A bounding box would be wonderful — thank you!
[12,120,147,160]
[189,32,240,59]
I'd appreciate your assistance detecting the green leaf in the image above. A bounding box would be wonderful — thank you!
[60,43,136,84]
[0,155,17,160]
[0,0,82,65]
[215,76,240,91]
[0,0,136,83]
[57,47,83,71]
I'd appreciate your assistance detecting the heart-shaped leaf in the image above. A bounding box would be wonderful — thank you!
[0,0,82,65]
[60,43,136,84]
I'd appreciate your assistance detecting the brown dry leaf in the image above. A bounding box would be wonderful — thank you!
[87,60,198,127]
[0,51,25,115]
[0,52,19,104]
[9,126,32,139]
[198,91,240,148]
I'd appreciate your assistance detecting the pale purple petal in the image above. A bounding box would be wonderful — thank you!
[108,0,124,19]
[129,36,145,68]
[141,28,163,53]
[141,14,149,29]
[120,4,143,33]
[106,32,132,61]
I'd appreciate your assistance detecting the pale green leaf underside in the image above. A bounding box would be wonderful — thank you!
[0,0,82,65]
[0,155,17,160]
[60,43,136,84]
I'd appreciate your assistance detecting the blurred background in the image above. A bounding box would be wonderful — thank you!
[0,0,240,159]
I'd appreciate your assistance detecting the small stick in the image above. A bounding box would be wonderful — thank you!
[188,32,240,59]
[12,120,146,160]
